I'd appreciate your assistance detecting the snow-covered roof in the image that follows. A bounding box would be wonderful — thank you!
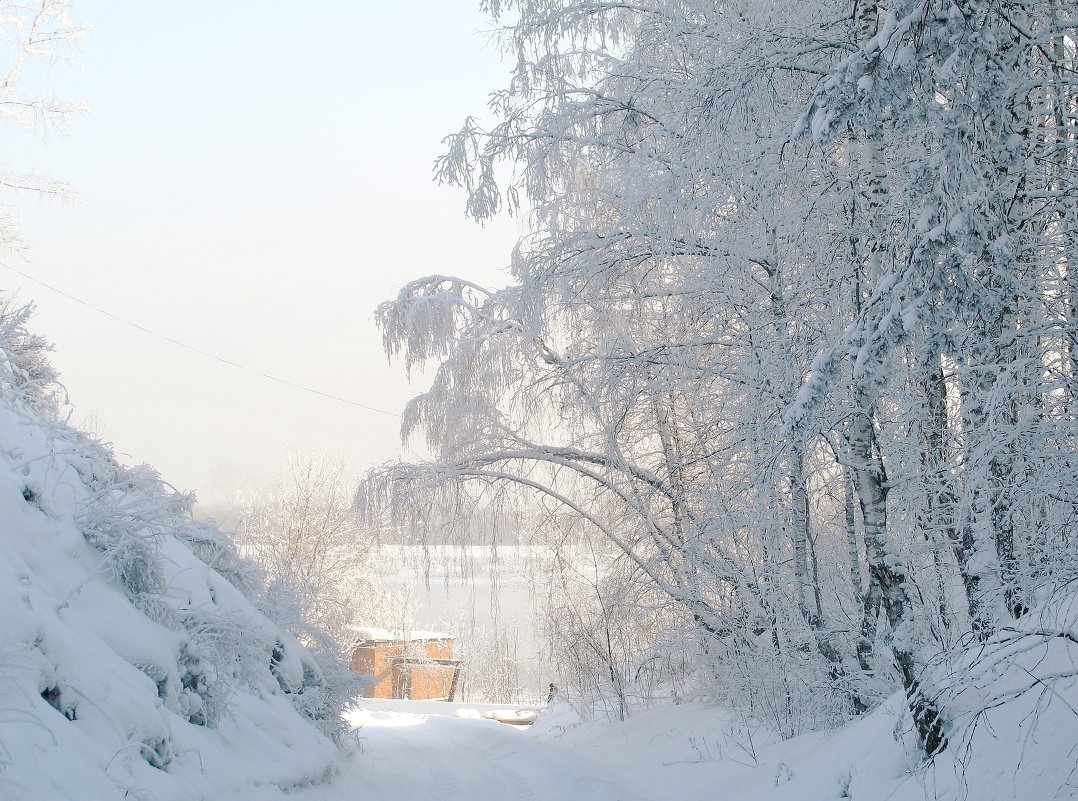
[350,626,454,642]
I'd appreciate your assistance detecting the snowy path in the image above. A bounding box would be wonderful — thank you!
[296,703,640,801]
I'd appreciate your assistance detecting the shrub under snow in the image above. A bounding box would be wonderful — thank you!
[0,299,355,801]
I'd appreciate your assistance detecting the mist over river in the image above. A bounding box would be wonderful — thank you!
[377,545,550,703]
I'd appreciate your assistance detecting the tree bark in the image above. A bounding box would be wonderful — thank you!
[849,397,945,753]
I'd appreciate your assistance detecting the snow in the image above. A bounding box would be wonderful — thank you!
[297,701,638,801]
[1,325,1075,801]
[0,385,341,800]
[349,626,454,642]
[282,662,1077,801]
[3,385,1074,801]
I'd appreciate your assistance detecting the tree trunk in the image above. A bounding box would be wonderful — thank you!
[790,443,846,678]
[849,397,945,753]
[918,346,967,630]
[848,1,944,749]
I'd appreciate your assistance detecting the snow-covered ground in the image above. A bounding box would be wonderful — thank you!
[291,679,1078,801]
[295,700,635,801]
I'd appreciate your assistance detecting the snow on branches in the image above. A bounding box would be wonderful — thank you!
[370,0,1078,758]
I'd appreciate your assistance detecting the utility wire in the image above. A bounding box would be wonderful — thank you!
[1,262,402,418]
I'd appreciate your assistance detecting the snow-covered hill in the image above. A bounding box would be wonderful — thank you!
[0,305,351,801]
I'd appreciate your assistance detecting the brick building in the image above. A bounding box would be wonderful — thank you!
[349,628,461,701]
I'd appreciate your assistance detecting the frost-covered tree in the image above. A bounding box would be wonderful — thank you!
[793,0,1078,751]
[0,0,84,253]
[366,0,1078,756]
[367,0,868,733]
[232,452,391,650]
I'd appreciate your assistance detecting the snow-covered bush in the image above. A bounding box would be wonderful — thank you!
[258,592,361,740]
[76,483,172,621]
[0,296,354,798]
[0,296,64,415]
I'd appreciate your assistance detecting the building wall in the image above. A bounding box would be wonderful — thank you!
[349,643,403,699]
[350,638,457,700]
[422,640,453,662]
[405,661,455,701]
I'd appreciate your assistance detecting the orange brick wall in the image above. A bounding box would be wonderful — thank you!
[350,643,404,699]
[422,640,453,661]
[350,639,456,700]
[404,662,456,700]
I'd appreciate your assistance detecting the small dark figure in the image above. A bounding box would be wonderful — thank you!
[546,682,557,704]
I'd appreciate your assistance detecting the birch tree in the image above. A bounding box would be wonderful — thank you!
[366,0,1078,755]
[796,0,1078,752]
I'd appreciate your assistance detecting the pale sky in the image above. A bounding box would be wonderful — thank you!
[4,2,520,509]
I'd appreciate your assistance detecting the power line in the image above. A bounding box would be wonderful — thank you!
[1,262,402,418]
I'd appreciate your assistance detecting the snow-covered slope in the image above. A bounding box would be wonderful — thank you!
[0,319,348,800]
[526,606,1078,801]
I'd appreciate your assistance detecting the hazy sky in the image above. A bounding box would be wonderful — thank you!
[4,2,520,509]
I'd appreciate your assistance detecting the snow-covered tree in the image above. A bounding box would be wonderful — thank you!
[231,452,391,650]
[367,0,1078,757]
[0,0,85,253]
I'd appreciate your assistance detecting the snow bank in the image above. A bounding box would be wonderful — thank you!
[529,607,1078,801]
[0,323,347,800]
